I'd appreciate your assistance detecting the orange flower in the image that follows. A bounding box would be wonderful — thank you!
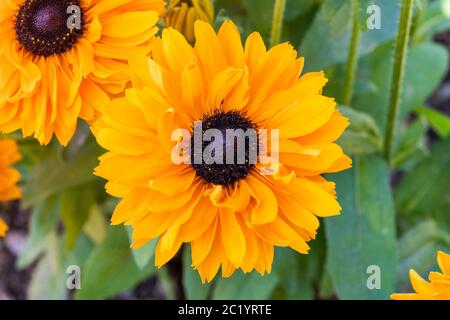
[94,21,351,282]
[392,251,450,300]
[0,139,22,237]
[0,0,164,145]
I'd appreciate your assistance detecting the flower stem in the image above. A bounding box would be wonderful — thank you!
[383,0,414,164]
[342,0,361,107]
[270,0,287,46]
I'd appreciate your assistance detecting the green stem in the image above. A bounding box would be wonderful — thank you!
[270,0,287,46]
[342,0,361,107]
[383,0,414,164]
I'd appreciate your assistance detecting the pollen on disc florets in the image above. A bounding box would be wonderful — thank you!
[15,0,85,57]
[190,110,258,187]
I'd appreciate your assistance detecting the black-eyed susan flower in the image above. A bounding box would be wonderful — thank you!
[164,0,213,43]
[94,21,351,282]
[392,251,450,300]
[0,0,165,145]
[0,139,22,237]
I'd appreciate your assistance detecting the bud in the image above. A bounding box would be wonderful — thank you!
[164,0,214,43]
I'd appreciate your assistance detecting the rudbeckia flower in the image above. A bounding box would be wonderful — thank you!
[0,139,22,237]
[164,0,214,43]
[392,251,450,300]
[0,0,165,145]
[94,21,351,282]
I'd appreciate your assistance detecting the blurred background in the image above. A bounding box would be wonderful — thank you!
[0,0,449,300]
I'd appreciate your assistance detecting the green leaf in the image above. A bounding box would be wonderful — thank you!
[301,0,352,71]
[401,42,448,117]
[27,233,94,300]
[157,267,177,300]
[83,204,107,245]
[75,226,154,300]
[237,0,317,42]
[27,233,67,300]
[414,0,450,43]
[60,184,97,250]
[398,220,442,261]
[325,155,397,300]
[354,41,448,133]
[395,138,450,215]
[272,248,314,300]
[337,106,382,155]
[126,226,157,270]
[182,246,211,300]
[212,271,279,300]
[416,106,450,137]
[319,271,335,299]
[240,0,273,37]
[16,195,60,269]
[301,0,401,71]
[393,117,429,170]
[359,0,403,51]
[22,139,102,206]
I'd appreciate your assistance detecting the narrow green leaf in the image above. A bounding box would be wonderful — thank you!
[416,106,450,137]
[182,247,211,300]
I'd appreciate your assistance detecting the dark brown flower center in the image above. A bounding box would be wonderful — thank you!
[15,0,85,57]
[191,110,258,187]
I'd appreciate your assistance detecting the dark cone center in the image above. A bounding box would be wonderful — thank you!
[15,0,85,57]
[191,110,258,187]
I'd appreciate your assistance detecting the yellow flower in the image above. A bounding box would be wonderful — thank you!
[164,0,214,43]
[0,139,22,237]
[94,21,351,282]
[0,0,165,145]
[392,251,450,300]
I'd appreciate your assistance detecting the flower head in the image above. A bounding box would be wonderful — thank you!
[94,21,351,282]
[0,0,165,145]
[0,139,22,237]
[392,251,450,300]
[164,0,214,43]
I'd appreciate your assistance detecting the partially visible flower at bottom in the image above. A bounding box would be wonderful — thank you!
[392,251,450,300]
[0,139,22,237]
[94,21,351,282]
